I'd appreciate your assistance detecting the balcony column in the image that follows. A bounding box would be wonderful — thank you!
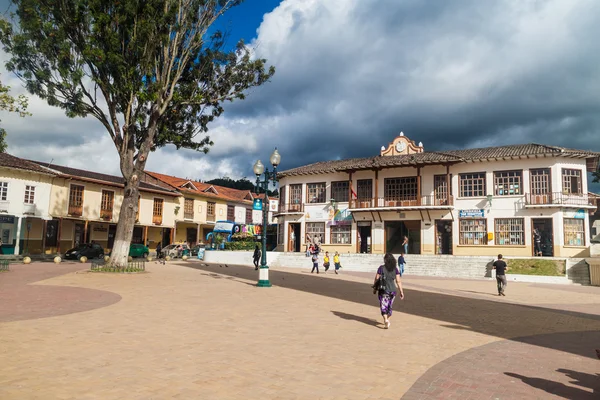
[143,226,148,246]
[197,223,201,246]
[348,172,353,205]
[41,219,47,255]
[57,218,63,254]
[417,167,421,206]
[83,220,89,243]
[375,169,379,207]
[446,164,451,205]
[13,216,22,255]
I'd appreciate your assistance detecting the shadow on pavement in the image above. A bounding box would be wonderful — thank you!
[185,262,600,359]
[331,311,383,328]
[505,370,599,399]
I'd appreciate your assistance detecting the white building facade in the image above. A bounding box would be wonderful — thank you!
[275,134,599,258]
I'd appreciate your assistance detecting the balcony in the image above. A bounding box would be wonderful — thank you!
[152,215,163,225]
[350,195,454,209]
[23,203,36,215]
[207,214,215,222]
[0,200,9,213]
[184,211,194,220]
[68,204,83,217]
[100,209,113,221]
[525,192,596,208]
[277,203,305,214]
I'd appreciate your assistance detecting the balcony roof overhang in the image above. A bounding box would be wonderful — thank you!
[350,205,454,212]
[524,204,597,210]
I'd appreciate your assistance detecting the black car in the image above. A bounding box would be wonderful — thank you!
[64,243,105,260]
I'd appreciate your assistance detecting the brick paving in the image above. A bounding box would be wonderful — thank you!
[1,261,600,399]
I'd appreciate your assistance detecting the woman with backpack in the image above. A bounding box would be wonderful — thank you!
[372,253,404,329]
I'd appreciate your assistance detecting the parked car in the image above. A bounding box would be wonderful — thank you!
[129,243,149,258]
[161,243,190,258]
[64,243,105,260]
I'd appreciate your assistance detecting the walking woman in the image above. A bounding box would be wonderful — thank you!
[373,253,404,329]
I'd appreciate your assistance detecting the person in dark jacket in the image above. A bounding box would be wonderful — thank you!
[253,245,261,270]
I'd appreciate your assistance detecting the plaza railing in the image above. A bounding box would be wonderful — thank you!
[90,259,146,273]
[0,259,9,271]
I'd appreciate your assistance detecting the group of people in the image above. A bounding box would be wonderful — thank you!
[311,251,342,274]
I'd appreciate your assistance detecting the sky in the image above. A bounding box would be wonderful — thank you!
[0,0,599,190]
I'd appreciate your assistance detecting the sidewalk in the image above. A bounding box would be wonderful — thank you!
[1,261,599,399]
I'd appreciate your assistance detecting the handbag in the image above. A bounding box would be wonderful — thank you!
[374,266,386,294]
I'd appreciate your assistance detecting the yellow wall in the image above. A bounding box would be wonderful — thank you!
[554,246,590,258]
[453,245,533,257]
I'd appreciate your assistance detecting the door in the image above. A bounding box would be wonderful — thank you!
[132,226,143,244]
[162,229,171,246]
[532,218,553,256]
[435,220,453,255]
[107,225,117,250]
[74,223,85,246]
[288,223,301,252]
[186,227,198,246]
[358,224,371,253]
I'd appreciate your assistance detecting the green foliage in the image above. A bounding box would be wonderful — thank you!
[223,241,256,251]
[231,231,255,242]
[506,258,565,276]
[0,73,31,152]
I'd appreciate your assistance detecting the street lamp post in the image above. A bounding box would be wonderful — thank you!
[253,148,281,287]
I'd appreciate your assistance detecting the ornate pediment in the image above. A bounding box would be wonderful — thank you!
[380,132,423,157]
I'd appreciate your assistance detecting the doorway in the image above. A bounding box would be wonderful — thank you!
[384,220,421,254]
[162,228,171,246]
[107,225,117,249]
[357,223,371,253]
[187,227,198,246]
[288,223,301,252]
[435,220,453,255]
[132,226,143,244]
[532,218,553,256]
[74,223,85,246]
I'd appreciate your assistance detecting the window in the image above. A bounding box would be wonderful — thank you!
[331,181,349,203]
[153,198,163,216]
[207,202,215,216]
[290,184,302,204]
[459,219,488,245]
[279,185,286,205]
[356,179,372,200]
[494,170,522,196]
[184,198,194,219]
[69,185,84,207]
[384,177,417,200]
[495,218,524,245]
[434,175,452,202]
[530,169,551,194]
[0,181,8,201]
[564,218,585,246]
[330,225,351,244]
[227,205,235,221]
[305,222,325,243]
[459,173,486,197]
[101,190,114,211]
[562,169,582,194]
[24,185,35,204]
[246,208,252,224]
[307,183,326,203]
[277,223,284,245]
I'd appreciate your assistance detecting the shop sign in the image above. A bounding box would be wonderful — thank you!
[563,209,586,219]
[253,199,263,211]
[93,225,108,232]
[0,215,15,224]
[459,209,485,218]
[357,221,371,226]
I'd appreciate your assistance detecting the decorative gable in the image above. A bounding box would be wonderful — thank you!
[244,192,254,201]
[380,132,424,157]
[203,185,218,195]
[181,181,198,191]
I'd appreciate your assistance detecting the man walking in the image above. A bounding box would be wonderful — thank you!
[493,254,509,296]
[533,228,542,256]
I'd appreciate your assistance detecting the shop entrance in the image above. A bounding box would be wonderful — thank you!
[162,228,171,246]
[107,225,117,249]
[288,223,301,252]
[357,223,371,253]
[74,223,85,246]
[186,227,198,246]
[385,221,421,254]
[435,220,453,255]
[532,218,553,256]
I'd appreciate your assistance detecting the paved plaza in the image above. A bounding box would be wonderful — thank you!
[1,261,599,399]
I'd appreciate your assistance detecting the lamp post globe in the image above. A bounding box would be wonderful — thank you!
[270,148,281,167]
[253,159,265,176]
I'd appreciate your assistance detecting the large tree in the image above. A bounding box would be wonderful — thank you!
[0,0,274,267]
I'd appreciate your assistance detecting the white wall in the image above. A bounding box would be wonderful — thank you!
[0,169,53,219]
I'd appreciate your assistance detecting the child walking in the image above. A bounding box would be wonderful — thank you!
[323,251,330,272]
[311,252,319,274]
[333,251,341,274]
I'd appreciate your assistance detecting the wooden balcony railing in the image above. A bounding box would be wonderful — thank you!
[525,192,596,207]
[68,204,83,216]
[350,195,454,209]
[152,215,163,225]
[207,214,215,222]
[184,211,194,220]
[278,203,305,213]
[100,209,113,220]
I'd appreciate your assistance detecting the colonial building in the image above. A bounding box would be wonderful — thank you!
[275,133,599,257]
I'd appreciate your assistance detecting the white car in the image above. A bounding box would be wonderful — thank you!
[161,244,190,258]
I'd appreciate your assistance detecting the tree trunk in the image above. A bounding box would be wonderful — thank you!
[109,175,141,268]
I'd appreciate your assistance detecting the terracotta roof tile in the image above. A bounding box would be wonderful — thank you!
[0,153,56,175]
[278,143,600,177]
